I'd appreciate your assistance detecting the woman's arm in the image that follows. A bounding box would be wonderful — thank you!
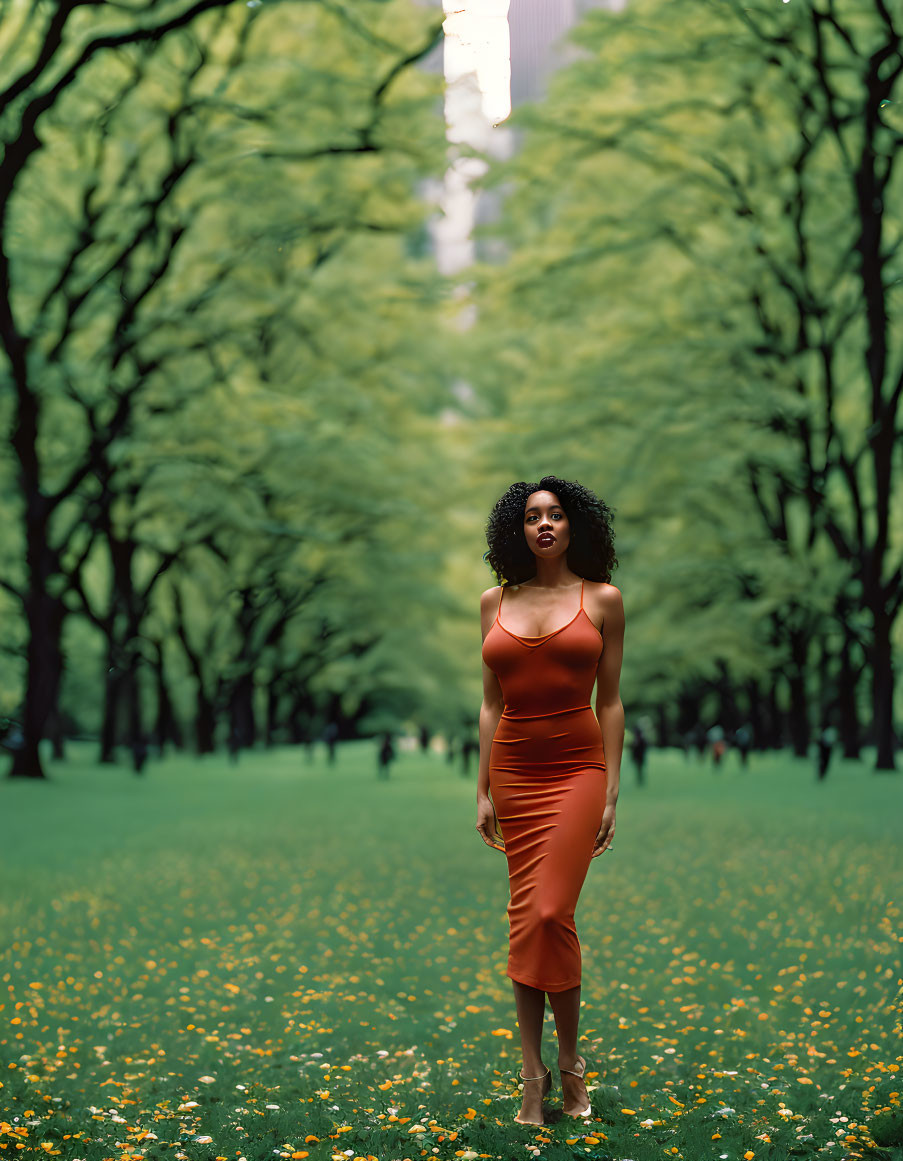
[476,588,505,850]
[478,694,503,802]
[593,584,625,811]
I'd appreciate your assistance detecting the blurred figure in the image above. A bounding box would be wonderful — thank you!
[816,724,838,780]
[0,719,24,756]
[322,721,339,765]
[734,723,752,768]
[377,732,396,779]
[131,733,149,775]
[630,721,648,785]
[707,723,726,767]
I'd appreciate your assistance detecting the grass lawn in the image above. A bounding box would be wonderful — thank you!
[1,739,901,1161]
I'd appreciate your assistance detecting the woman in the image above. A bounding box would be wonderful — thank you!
[476,476,624,1127]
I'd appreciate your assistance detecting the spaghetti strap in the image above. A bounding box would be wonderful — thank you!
[497,584,505,618]
[579,578,584,609]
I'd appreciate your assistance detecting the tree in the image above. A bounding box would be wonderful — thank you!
[468,0,902,768]
[0,0,463,776]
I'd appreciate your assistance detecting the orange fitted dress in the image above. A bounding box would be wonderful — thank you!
[481,577,606,992]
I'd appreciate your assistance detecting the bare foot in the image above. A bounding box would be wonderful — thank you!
[559,1053,591,1117]
[514,1066,551,1125]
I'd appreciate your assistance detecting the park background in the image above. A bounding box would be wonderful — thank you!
[1,1,901,1160]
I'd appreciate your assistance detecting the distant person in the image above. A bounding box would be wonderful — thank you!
[377,732,395,779]
[734,723,752,768]
[816,725,838,780]
[707,723,726,767]
[0,720,24,754]
[131,733,149,774]
[322,721,339,765]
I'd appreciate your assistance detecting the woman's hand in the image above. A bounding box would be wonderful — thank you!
[591,804,616,858]
[476,796,505,852]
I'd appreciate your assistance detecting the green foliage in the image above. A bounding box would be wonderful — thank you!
[467,0,903,719]
[0,0,485,745]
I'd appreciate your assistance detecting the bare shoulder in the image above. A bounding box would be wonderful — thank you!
[585,580,624,631]
[585,580,622,600]
[480,585,503,642]
[480,585,503,623]
[481,584,503,610]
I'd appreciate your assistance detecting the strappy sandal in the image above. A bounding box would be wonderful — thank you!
[514,1064,552,1125]
[558,1053,592,1118]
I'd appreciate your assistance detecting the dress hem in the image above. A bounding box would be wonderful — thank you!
[508,968,581,992]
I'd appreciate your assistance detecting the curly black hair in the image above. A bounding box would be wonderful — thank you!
[483,475,618,587]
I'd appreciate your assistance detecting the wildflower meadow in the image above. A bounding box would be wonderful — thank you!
[1,741,901,1161]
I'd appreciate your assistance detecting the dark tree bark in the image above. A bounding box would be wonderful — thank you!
[149,637,182,755]
[783,625,810,758]
[0,1,242,778]
[761,678,784,751]
[743,678,765,750]
[836,622,863,760]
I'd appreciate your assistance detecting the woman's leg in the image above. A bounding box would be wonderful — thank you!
[547,982,580,1066]
[512,978,546,1072]
[548,984,590,1114]
[512,979,548,1121]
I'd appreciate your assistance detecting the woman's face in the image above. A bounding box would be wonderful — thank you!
[523,490,570,557]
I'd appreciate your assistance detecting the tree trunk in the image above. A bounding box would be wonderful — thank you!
[675,687,702,737]
[99,643,125,764]
[196,691,216,755]
[786,629,810,758]
[869,606,897,770]
[7,521,66,779]
[125,649,144,773]
[7,589,64,779]
[715,659,740,731]
[655,702,668,747]
[762,676,784,750]
[837,625,862,760]
[230,672,256,750]
[744,678,765,748]
[151,639,181,755]
[265,683,279,747]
